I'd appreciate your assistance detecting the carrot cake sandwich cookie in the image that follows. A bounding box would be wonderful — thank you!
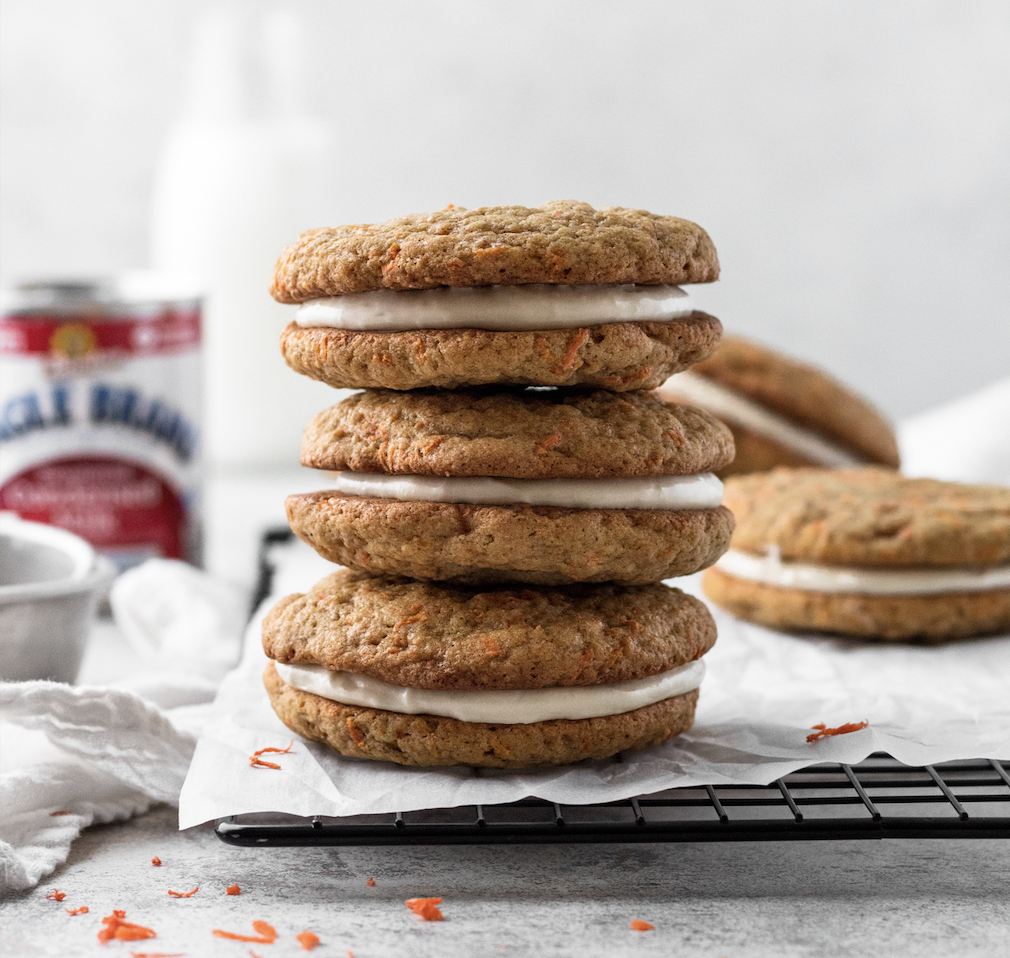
[271,201,722,391]
[287,386,735,585]
[659,336,899,476]
[262,570,717,767]
[704,468,1010,642]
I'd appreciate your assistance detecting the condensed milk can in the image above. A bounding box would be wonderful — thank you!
[0,275,202,571]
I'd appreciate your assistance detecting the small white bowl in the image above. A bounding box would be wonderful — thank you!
[0,514,116,683]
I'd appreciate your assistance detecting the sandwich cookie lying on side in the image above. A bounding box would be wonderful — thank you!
[659,336,899,476]
[262,569,717,767]
[703,468,1010,641]
[287,387,736,585]
[272,201,722,391]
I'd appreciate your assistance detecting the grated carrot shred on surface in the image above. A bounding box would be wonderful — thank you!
[253,741,293,757]
[151,857,162,866]
[630,920,655,931]
[405,897,444,921]
[212,920,277,944]
[97,910,156,942]
[296,930,321,950]
[226,884,241,895]
[366,877,376,887]
[50,810,72,816]
[46,889,66,901]
[537,433,563,453]
[807,720,869,743]
[167,887,198,898]
[66,906,89,915]
[249,756,282,770]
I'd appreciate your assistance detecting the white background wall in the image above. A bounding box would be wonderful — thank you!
[2,0,1008,466]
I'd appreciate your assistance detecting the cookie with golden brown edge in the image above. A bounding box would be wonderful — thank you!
[262,570,713,767]
[703,468,1010,641]
[265,663,699,769]
[659,335,899,475]
[262,569,717,690]
[270,201,719,300]
[280,311,722,392]
[287,492,734,586]
[301,387,735,479]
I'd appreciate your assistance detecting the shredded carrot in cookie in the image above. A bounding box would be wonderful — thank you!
[249,756,282,770]
[366,877,376,887]
[406,897,444,921]
[560,328,590,367]
[253,741,293,757]
[296,930,321,950]
[630,920,654,931]
[226,884,241,895]
[482,636,501,658]
[212,920,277,944]
[46,889,66,901]
[394,607,427,629]
[66,906,89,915]
[97,910,156,942]
[167,887,198,898]
[346,718,366,747]
[151,857,162,866]
[537,433,562,453]
[422,436,443,453]
[807,721,869,743]
[50,810,72,816]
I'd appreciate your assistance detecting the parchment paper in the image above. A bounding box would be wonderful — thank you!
[178,537,1010,828]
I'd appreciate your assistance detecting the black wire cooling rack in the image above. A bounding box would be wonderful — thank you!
[227,530,1009,847]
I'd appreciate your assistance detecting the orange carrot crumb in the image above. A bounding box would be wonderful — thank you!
[167,887,198,898]
[346,718,366,747]
[46,889,66,901]
[422,436,444,453]
[50,810,72,816]
[252,741,293,757]
[537,433,562,452]
[97,910,156,942]
[249,756,282,770]
[406,897,444,921]
[296,930,321,950]
[151,857,162,866]
[66,906,89,915]
[226,884,241,895]
[807,721,869,743]
[366,877,376,887]
[348,951,356,958]
[630,920,654,931]
[560,328,590,367]
[212,920,277,944]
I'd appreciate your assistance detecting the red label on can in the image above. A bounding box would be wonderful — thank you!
[0,456,185,560]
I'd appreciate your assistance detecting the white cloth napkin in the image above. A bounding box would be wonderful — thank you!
[0,560,247,896]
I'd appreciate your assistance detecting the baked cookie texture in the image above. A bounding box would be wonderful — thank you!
[270,201,719,301]
[723,468,1010,567]
[664,335,900,472]
[703,568,1010,642]
[287,492,735,585]
[265,661,698,768]
[262,569,716,691]
[302,387,734,478]
[281,312,722,392]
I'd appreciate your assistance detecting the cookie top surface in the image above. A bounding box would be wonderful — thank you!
[262,568,716,691]
[725,467,1010,567]
[689,336,899,467]
[270,201,719,302]
[302,387,735,478]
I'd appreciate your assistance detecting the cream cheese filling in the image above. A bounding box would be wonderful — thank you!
[716,548,1010,595]
[325,471,724,510]
[294,283,693,332]
[274,659,705,724]
[662,370,865,468]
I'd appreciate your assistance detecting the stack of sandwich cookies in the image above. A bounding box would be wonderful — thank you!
[265,201,734,766]
[660,336,899,476]
[704,468,1010,642]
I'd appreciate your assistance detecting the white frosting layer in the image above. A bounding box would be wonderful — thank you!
[662,370,865,468]
[716,548,1010,595]
[274,659,705,724]
[295,284,693,332]
[326,471,723,510]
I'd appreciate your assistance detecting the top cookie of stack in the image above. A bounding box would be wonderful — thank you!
[273,200,722,391]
